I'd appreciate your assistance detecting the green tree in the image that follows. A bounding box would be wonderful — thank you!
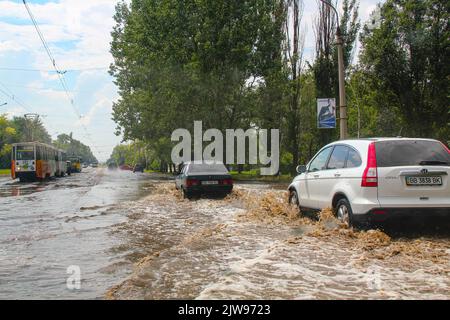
[359,0,450,141]
[0,115,17,168]
[110,0,287,170]
[11,116,51,144]
[53,133,98,164]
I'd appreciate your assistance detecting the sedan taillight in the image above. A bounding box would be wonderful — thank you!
[221,179,233,185]
[186,179,200,187]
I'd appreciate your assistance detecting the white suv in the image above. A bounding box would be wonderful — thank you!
[288,138,450,226]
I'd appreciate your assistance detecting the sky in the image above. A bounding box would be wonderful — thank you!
[0,0,382,162]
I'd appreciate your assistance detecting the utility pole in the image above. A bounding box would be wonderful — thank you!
[319,0,348,140]
[24,113,39,142]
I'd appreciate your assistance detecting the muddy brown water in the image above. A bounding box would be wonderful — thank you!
[0,169,449,299]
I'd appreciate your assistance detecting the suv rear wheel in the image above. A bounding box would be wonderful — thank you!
[335,198,353,227]
[289,189,299,208]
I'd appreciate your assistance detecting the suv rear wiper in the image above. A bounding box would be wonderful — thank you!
[419,160,449,166]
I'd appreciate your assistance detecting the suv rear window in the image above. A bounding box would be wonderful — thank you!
[375,140,450,167]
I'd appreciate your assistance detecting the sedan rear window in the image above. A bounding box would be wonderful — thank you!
[375,140,450,167]
[189,163,229,174]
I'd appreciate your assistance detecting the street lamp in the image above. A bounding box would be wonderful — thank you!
[319,0,348,140]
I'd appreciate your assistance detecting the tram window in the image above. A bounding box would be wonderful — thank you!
[17,148,35,160]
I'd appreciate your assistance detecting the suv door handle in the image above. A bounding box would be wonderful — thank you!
[334,173,341,177]
[313,174,320,178]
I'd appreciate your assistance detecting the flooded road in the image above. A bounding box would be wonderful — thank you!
[0,168,158,299]
[0,169,449,299]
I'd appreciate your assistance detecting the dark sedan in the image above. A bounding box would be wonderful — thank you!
[175,162,233,199]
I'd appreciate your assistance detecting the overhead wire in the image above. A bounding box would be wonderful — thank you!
[0,67,109,72]
[22,0,101,156]
[0,80,63,139]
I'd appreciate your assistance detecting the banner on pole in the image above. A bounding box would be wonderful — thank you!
[317,98,336,129]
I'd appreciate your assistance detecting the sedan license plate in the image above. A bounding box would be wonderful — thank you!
[406,176,442,186]
[202,180,218,185]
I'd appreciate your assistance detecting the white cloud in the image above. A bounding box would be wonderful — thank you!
[300,0,384,63]
[4,106,28,119]
[0,0,121,161]
[75,70,118,127]
[0,0,383,161]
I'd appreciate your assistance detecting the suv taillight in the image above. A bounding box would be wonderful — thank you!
[439,141,450,154]
[361,142,378,187]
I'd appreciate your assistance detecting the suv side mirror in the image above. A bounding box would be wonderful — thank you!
[296,165,307,174]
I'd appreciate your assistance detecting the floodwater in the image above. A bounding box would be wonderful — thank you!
[0,169,449,299]
[0,168,157,299]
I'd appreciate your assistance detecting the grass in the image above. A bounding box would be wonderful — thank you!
[144,169,160,174]
[0,169,11,176]
[144,168,293,183]
[230,170,292,183]
[0,167,291,181]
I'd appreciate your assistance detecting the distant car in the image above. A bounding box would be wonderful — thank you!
[175,161,233,199]
[91,163,99,168]
[133,164,144,173]
[288,138,450,227]
[108,163,118,170]
[82,163,89,168]
[69,157,82,173]
[119,164,133,171]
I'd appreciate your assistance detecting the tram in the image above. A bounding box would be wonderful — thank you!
[68,156,82,173]
[11,142,70,182]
